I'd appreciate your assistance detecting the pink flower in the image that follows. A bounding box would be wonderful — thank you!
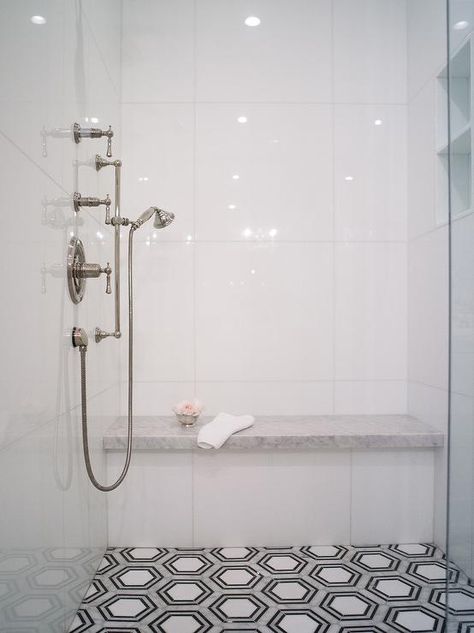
[173,399,203,416]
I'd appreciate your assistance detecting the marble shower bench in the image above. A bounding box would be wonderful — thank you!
[104,414,443,451]
[104,415,445,550]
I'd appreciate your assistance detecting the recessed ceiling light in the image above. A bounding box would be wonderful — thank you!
[268,228,278,238]
[245,16,261,26]
[345,176,354,182]
[31,15,46,24]
[454,20,469,30]
[242,228,253,238]
[228,204,237,210]
[237,116,248,124]
[138,176,149,182]
[250,269,256,275]
[232,174,240,180]
[374,119,383,126]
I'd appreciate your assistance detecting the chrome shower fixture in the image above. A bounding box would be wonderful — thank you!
[67,237,112,304]
[132,206,175,230]
[73,192,112,224]
[73,122,114,157]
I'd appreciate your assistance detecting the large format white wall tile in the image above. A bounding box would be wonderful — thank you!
[407,382,448,549]
[121,104,194,242]
[132,242,194,382]
[408,227,449,390]
[334,0,407,104]
[335,243,407,381]
[195,104,333,242]
[407,80,439,239]
[195,243,333,382]
[195,0,332,102]
[107,452,193,546]
[121,0,195,102]
[121,382,195,416]
[451,213,474,398]
[407,0,446,100]
[334,105,406,241]
[335,381,406,414]
[449,392,474,578]
[351,449,434,545]
[196,381,334,416]
[193,450,351,546]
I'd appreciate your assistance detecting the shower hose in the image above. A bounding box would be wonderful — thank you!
[78,225,137,492]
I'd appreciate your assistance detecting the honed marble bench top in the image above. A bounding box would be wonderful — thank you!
[104,415,444,451]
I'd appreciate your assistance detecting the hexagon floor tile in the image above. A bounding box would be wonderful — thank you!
[62,544,474,632]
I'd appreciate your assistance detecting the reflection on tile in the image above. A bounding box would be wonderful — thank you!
[195,243,333,382]
[335,105,406,241]
[196,0,332,102]
[196,104,333,242]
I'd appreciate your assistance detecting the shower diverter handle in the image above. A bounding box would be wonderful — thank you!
[73,261,112,295]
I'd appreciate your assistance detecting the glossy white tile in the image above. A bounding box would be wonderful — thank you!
[121,104,194,242]
[131,242,194,382]
[407,80,439,239]
[107,452,193,546]
[196,0,332,102]
[122,0,195,102]
[195,243,334,382]
[196,381,334,416]
[193,450,351,546]
[335,243,407,381]
[196,104,333,242]
[335,381,407,414]
[408,227,449,390]
[334,105,406,241]
[407,0,446,100]
[334,0,407,104]
[351,449,435,544]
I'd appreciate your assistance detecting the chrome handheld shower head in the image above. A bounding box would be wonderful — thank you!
[153,208,175,229]
[132,206,175,230]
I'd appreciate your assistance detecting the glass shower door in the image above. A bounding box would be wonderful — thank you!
[447,0,474,627]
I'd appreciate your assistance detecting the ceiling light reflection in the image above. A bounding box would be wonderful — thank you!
[454,20,469,30]
[245,16,261,26]
[237,116,248,124]
[31,15,46,24]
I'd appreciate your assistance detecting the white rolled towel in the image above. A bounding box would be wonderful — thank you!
[197,413,255,449]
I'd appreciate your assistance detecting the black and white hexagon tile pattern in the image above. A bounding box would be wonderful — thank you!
[65,544,474,633]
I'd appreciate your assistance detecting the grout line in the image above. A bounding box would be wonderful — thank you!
[131,379,407,385]
[120,100,408,106]
[330,0,336,416]
[191,0,198,548]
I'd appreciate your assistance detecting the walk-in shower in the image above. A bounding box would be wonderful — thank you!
[0,1,473,632]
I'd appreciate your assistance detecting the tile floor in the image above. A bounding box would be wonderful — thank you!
[69,544,474,632]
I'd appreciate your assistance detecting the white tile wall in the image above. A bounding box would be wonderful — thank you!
[192,450,351,547]
[333,0,407,104]
[195,104,334,242]
[351,449,435,545]
[122,0,410,419]
[195,0,333,103]
[408,227,449,391]
[334,105,407,242]
[406,1,448,552]
[107,452,193,546]
[107,446,435,547]
[122,0,195,102]
[195,243,334,382]
[335,243,407,381]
